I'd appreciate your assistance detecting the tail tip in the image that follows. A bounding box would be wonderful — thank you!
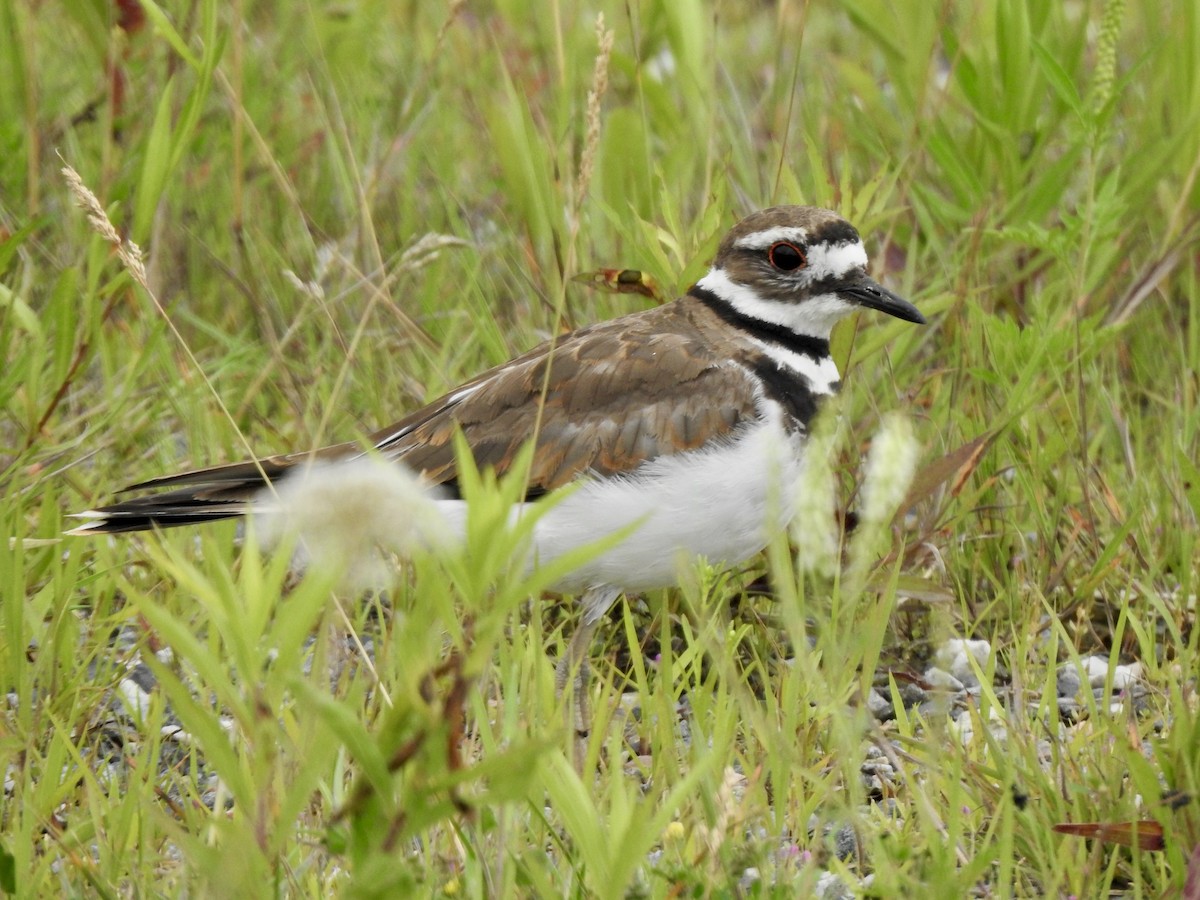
[64,511,109,536]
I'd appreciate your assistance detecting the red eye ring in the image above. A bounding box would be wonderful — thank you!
[768,241,807,271]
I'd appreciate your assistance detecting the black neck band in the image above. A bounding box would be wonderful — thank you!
[689,286,831,360]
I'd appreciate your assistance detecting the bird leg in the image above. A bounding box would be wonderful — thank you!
[555,585,621,770]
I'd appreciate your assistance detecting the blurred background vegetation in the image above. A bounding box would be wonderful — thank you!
[1,0,1198,895]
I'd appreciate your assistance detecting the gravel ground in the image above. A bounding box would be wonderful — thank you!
[16,608,1174,894]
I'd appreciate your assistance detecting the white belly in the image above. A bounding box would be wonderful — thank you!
[255,413,805,595]
[437,413,804,593]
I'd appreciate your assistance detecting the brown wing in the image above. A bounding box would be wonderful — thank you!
[70,298,759,533]
[368,301,761,493]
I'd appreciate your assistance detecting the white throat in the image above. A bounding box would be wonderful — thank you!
[695,268,855,340]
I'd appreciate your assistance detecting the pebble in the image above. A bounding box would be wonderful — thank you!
[922,666,964,693]
[933,638,992,688]
[867,680,933,721]
[815,871,854,899]
[1055,665,1081,700]
[951,706,1008,746]
[829,822,858,860]
[116,676,154,721]
[866,688,893,721]
[860,758,898,799]
[1054,656,1149,720]
[1111,662,1144,690]
[898,681,928,708]
[738,867,761,891]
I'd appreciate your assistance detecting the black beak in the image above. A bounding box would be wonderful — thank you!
[839,275,926,325]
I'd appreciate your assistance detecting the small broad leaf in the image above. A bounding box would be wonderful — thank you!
[895,432,993,522]
[1052,820,1166,851]
[865,572,955,605]
[1184,842,1200,900]
[0,841,15,893]
[571,268,664,301]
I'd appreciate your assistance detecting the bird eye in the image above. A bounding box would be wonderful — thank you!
[768,241,807,271]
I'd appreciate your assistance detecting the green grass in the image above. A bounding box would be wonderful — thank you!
[3,0,1199,895]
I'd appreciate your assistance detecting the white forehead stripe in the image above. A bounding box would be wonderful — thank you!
[805,241,868,281]
[734,226,809,250]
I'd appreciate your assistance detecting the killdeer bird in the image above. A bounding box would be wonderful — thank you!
[70,205,925,746]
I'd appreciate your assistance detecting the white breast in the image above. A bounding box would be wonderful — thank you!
[434,409,806,594]
[255,407,811,596]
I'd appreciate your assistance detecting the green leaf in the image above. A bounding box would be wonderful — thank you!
[1032,39,1084,116]
[133,78,177,243]
[0,283,42,340]
[1178,453,1200,522]
[138,0,201,68]
[0,841,16,893]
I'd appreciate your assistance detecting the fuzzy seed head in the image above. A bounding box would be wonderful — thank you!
[252,456,452,590]
[860,413,919,528]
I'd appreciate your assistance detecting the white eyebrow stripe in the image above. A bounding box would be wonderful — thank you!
[734,226,810,250]
[735,229,870,284]
[804,241,868,281]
